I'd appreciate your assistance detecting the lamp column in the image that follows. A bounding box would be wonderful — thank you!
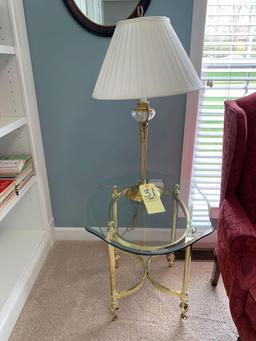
[139,119,148,185]
[126,99,155,202]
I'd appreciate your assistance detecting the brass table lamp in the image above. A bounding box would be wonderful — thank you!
[93,16,202,201]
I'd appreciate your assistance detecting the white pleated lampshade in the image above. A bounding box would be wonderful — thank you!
[93,16,202,100]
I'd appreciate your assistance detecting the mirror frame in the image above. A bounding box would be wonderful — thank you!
[63,0,151,37]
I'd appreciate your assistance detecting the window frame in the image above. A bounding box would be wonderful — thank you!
[181,0,219,221]
[182,0,256,222]
[180,0,219,247]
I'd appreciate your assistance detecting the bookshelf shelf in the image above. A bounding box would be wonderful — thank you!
[0,1,53,339]
[0,45,15,55]
[0,176,35,223]
[0,117,26,138]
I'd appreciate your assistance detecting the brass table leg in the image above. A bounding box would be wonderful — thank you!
[107,244,193,321]
[108,243,119,321]
[180,246,192,319]
[108,185,119,320]
[105,183,195,321]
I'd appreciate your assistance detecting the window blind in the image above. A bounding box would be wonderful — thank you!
[190,0,256,227]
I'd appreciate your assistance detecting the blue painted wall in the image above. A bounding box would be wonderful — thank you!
[23,0,194,227]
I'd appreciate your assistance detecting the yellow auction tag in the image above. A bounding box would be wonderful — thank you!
[139,183,166,214]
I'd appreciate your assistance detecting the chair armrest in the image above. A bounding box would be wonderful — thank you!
[220,197,256,290]
[220,197,256,247]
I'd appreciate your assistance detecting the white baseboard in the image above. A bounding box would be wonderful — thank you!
[54,227,97,241]
[0,231,51,341]
[48,217,56,245]
[54,227,216,249]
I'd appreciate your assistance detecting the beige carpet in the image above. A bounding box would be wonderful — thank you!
[10,241,237,341]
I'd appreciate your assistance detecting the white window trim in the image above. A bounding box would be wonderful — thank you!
[180,0,256,243]
[181,0,220,221]
[181,0,219,218]
[180,0,218,249]
[180,0,207,190]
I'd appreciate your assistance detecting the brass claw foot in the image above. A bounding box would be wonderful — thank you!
[167,252,175,269]
[111,303,119,321]
[179,301,188,320]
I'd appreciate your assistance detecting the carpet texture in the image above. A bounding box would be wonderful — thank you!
[10,241,237,341]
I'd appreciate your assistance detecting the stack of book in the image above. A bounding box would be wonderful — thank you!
[0,179,16,212]
[0,154,34,194]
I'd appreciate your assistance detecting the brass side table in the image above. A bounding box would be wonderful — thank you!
[84,182,214,321]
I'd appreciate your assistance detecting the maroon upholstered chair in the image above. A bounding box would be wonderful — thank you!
[211,92,256,341]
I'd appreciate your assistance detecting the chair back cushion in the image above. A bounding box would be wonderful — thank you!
[237,93,256,223]
[220,100,247,203]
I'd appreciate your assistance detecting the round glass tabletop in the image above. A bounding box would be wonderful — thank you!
[84,178,214,256]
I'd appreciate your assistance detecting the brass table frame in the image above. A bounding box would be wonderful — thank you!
[107,184,193,321]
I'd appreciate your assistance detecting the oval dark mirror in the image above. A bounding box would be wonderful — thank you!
[63,0,151,37]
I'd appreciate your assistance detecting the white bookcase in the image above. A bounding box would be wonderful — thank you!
[0,1,54,339]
